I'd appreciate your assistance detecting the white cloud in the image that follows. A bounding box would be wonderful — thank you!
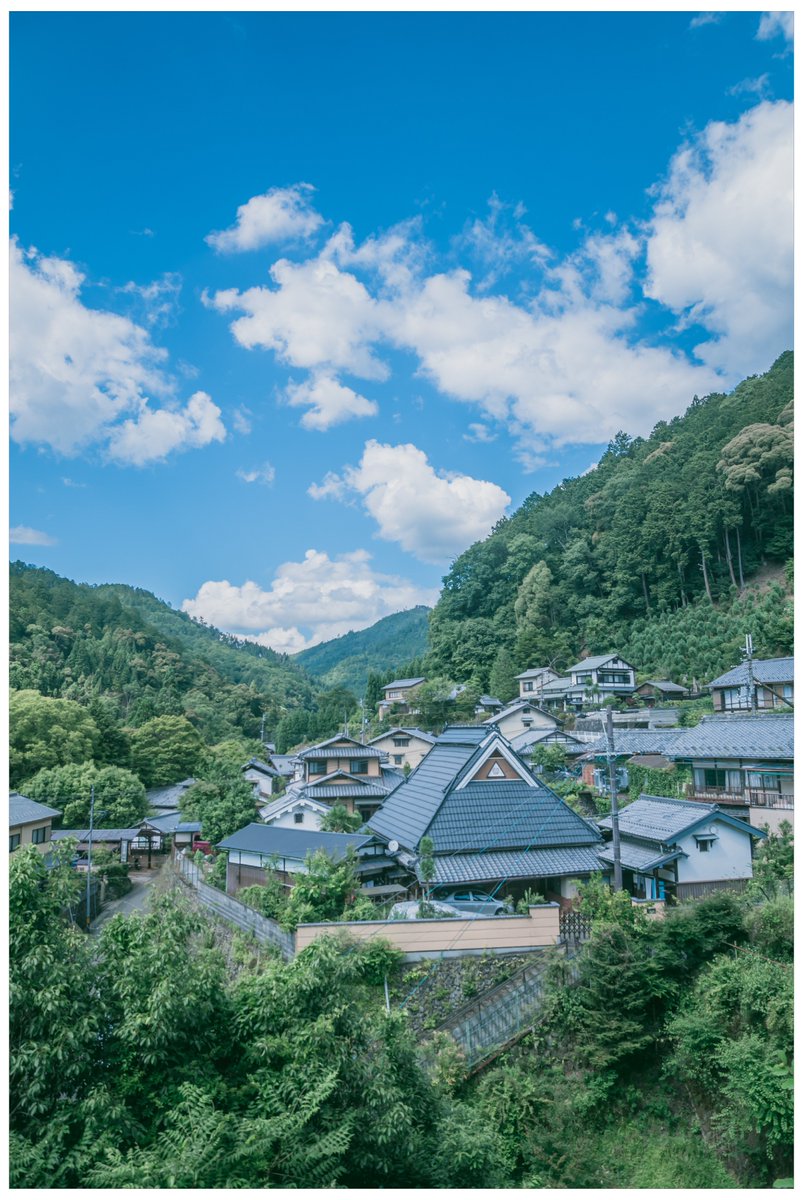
[453,194,549,290]
[236,461,276,485]
[463,422,497,444]
[206,254,386,378]
[11,240,225,463]
[106,391,226,465]
[206,183,324,253]
[727,74,770,98]
[689,12,721,30]
[120,272,182,327]
[756,12,793,42]
[232,406,252,435]
[309,440,511,563]
[181,548,437,653]
[645,100,792,376]
[62,477,86,488]
[284,372,378,430]
[10,525,57,546]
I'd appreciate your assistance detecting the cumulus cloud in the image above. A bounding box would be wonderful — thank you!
[756,12,793,42]
[284,372,378,430]
[309,440,511,563]
[689,12,721,30]
[236,461,276,485]
[119,272,182,327]
[645,100,792,375]
[10,525,57,546]
[181,548,437,653]
[464,422,497,444]
[11,240,225,463]
[106,391,226,466]
[206,183,324,252]
[207,103,791,457]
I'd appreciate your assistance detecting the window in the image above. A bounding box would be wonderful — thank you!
[598,671,631,685]
[9,833,20,852]
[703,768,727,789]
[293,812,304,824]
[350,760,369,775]
[523,681,533,692]
[393,755,403,765]
[308,760,327,775]
[695,837,716,852]
[31,826,48,845]
[576,673,592,684]
[393,737,410,746]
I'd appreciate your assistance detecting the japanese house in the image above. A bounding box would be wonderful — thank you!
[707,656,793,713]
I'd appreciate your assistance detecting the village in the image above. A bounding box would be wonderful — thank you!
[11,645,794,965]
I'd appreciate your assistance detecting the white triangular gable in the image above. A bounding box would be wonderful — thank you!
[487,762,506,779]
[456,734,536,788]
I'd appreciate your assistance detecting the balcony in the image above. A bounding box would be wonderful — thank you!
[684,784,794,810]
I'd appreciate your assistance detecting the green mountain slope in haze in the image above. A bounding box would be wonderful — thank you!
[294,606,431,696]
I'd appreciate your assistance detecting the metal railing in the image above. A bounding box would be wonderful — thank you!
[685,784,793,809]
[174,854,295,960]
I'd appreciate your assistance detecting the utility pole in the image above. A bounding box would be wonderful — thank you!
[605,706,623,892]
[260,712,267,745]
[359,697,366,745]
[85,783,95,929]
[743,633,756,715]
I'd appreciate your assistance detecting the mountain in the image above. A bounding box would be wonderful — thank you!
[426,353,794,692]
[294,606,431,696]
[10,563,319,744]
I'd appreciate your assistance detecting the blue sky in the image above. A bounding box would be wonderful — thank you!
[9,11,793,652]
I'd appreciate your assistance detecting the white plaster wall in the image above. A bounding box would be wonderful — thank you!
[268,807,325,831]
[676,820,754,884]
[496,709,556,739]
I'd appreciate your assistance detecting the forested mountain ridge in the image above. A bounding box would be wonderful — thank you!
[427,352,793,692]
[294,605,431,696]
[10,563,319,744]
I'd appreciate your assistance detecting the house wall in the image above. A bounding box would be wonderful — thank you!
[10,818,53,853]
[305,756,382,779]
[267,805,326,831]
[369,733,432,770]
[749,807,794,835]
[675,821,754,885]
[495,707,557,740]
[243,768,274,799]
[295,903,561,959]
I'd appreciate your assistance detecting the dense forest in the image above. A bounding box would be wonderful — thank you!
[10,837,793,1188]
[294,605,431,696]
[426,353,793,692]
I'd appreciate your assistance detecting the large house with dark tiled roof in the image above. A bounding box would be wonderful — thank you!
[367,724,604,904]
[281,734,403,822]
[707,656,793,713]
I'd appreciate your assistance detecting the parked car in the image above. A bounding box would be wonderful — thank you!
[388,899,464,920]
[430,888,511,916]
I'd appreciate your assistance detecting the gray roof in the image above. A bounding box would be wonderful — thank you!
[218,823,371,860]
[482,698,557,726]
[140,813,202,834]
[432,846,604,885]
[598,794,751,844]
[581,729,683,757]
[568,654,631,673]
[708,656,794,689]
[383,677,426,691]
[298,738,384,760]
[639,680,688,694]
[52,827,139,842]
[509,728,586,753]
[304,783,391,801]
[597,841,685,872]
[243,757,279,776]
[669,714,793,762]
[268,754,297,775]
[259,794,331,821]
[9,793,62,826]
[368,727,437,745]
[145,779,196,810]
[516,668,555,680]
[478,695,503,708]
[539,676,573,693]
[369,726,601,857]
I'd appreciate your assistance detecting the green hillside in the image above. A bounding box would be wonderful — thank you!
[426,353,793,692]
[10,562,319,745]
[294,605,431,696]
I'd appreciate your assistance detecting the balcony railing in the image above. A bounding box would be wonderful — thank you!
[685,784,794,810]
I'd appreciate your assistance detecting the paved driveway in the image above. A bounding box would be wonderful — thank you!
[89,871,160,933]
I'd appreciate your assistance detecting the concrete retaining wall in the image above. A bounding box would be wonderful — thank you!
[295,903,561,960]
[175,853,295,960]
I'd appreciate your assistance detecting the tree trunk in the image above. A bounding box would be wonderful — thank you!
[700,551,713,603]
[677,561,687,607]
[724,529,738,589]
[735,526,745,590]
[641,571,651,613]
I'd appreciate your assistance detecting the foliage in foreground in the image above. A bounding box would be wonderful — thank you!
[9,844,793,1189]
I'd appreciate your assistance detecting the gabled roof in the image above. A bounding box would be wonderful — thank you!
[482,698,557,726]
[140,813,202,834]
[242,757,280,776]
[598,793,765,844]
[432,846,605,885]
[52,827,139,842]
[259,794,332,821]
[478,695,503,708]
[669,714,793,762]
[368,726,601,856]
[267,754,297,775]
[367,727,437,745]
[539,676,573,693]
[383,677,426,691]
[708,656,794,688]
[9,793,62,825]
[509,728,586,752]
[639,680,688,694]
[217,823,371,860]
[297,736,383,759]
[568,654,633,673]
[515,667,556,680]
[581,729,683,757]
[145,779,196,810]
[597,842,685,873]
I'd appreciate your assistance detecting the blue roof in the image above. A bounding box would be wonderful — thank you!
[368,726,601,856]
[218,823,371,860]
[598,842,685,872]
[431,845,604,885]
[599,793,764,844]
[9,792,62,825]
[669,714,793,762]
[708,657,794,688]
[146,779,195,810]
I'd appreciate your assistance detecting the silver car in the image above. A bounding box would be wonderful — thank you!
[431,888,509,916]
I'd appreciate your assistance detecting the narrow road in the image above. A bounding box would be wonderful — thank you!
[89,870,160,933]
